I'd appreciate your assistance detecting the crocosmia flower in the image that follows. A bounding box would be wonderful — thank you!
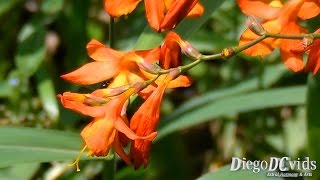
[238,0,320,72]
[104,0,204,32]
[292,28,320,74]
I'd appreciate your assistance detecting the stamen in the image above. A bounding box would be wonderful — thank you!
[69,145,87,172]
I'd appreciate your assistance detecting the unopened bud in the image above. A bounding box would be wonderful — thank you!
[138,61,161,74]
[92,85,131,97]
[84,94,109,105]
[181,41,201,60]
[247,16,265,36]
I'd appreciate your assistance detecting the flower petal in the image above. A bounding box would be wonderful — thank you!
[114,133,131,165]
[160,32,182,69]
[104,0,142,17]
[306,40,320,74]
[160,0,198,31]
[86,39,124,61]
[186,2,204,18]
[298,0,320,20]
[237,0,281,19]
[58,94,107,117]
[81,117,116,156]
[144,0,165,31]
[114,117,157,141]
[239,20,280,56]
[61,61,119,85]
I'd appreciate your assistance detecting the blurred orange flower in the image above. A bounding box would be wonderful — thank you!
[238,0,320,72]
[292,29,320,74]
[103,0,204,32]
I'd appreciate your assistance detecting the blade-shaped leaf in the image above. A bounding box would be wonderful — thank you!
[157,86,306,140]
[306,74,320,180]
[198,165,282,180]
[162,63,287,123]
[0,127,100,168]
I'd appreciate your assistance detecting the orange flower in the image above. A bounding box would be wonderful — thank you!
[238,0,320,72]
[59,86,157,171]
[292,29,320,74]
[103,0,204,32]
[129,72,178,169]
[61,39,161,86]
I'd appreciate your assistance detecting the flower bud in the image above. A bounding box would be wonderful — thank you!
[138,61,161,74]
[181,41,201,60]
[92,85,131,97]
[246,16,265,36]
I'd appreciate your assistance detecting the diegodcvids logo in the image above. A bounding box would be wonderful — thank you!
[230,157,316,175]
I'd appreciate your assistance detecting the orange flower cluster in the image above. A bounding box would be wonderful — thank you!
[59,31,198,170]
[59,0,205,171]
[238,0,320,73]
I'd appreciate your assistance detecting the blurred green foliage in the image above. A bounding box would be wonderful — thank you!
[0,0,318,179]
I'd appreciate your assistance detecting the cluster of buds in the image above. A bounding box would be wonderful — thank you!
[58,31,201,170]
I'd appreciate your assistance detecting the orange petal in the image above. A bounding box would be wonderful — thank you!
[306,40,320,74]
[239,20,280,56]
[59,94,107,117]
[160,0,198,31]
[237,0,281,19]
[130,139,151,169]
[298,0,320,19]
[114,133,131,165]
[114,117,157,141]
[86,39,124,61]
[81,117,116,156]
[160,32,182,69]
[104,0,142,17]
[135,46,161,64]
[61,61,119,85]
[167,75,192,88]
[186,2,204,18]
[280,40,304,72]
[144,0,165,31]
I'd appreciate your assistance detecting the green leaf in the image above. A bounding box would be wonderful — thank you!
[161,64,287,129]
[157,86,306,140]
[0,0,21,17]
[41,0,64,14]
[0,163,39,180]
[15,20,46,77]
[0,127,87,168]
[36,66,59,121]
[174,0,225,39]
[306,74,320,180]
[134,0,225,49]
[198,165,282,180]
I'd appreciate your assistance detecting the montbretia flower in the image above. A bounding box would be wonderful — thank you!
[292,29,320,74]
[129,71,180,169]
[61,39,161,88]
[238,0,320,72]
[103,0,204,32]
[59,86,157,171]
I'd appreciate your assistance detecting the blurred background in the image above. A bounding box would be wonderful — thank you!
[0,0,319,179]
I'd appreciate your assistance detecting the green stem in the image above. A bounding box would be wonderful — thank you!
[109,17,115,48]
[266,32,320,39]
